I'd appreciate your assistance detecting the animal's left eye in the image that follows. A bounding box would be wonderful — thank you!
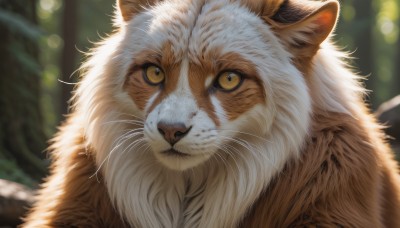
[143,64,165,85]
[216,72,242,91]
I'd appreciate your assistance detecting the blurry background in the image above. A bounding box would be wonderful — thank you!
[0,0,399,226]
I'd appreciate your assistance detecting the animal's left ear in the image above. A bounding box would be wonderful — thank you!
[268,0,339,58]
[117,0,161,21]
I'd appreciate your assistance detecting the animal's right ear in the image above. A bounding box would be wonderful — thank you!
[117,0,161,21]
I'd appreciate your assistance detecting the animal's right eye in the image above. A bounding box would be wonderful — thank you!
[143,64,165,85]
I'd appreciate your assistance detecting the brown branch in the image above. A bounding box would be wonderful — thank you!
[375,95,400,146]
[60,0,78,117]
[0,179,34,227]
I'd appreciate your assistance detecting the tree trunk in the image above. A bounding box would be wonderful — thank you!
[60,0,78,117]
[395,16,400,101]
[376,95,400,145]
[352,0,375,106]
[0,0,47,181]
[376,95,400,162]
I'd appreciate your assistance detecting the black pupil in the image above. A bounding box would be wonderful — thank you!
[227,74,233,81]
[154,68,160,76]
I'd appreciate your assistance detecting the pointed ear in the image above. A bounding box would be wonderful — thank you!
[117,0,161,21]
[242,0,285,18]
[270,0,339,57]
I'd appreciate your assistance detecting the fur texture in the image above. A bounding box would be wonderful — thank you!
[23,0,400,227]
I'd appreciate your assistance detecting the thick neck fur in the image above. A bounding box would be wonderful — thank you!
[307,42,365,115]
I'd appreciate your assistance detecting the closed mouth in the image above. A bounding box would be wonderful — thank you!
[162,149,190,157]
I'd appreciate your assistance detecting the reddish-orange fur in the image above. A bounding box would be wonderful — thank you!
[241,110,400,227]
[22,0,400,227]
[22,118,129,227]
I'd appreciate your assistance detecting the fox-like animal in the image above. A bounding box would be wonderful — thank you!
[23,0,400,227]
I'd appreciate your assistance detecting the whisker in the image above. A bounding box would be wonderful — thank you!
[120,137,147,156]
[214,129,271,144]
[214,145,239,174]
[116,112,146,121]
[91,131,145,178]
[218,144,241,170]
[108,128,143,142]
[102,120,145,126]
[104,137,147,173]
[218,136,281,172]
[213,149,230,169]
[121,139,148,156]
[112,129,144,147]
[218,136,254,152]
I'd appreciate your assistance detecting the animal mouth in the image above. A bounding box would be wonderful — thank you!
[161,149,190,157]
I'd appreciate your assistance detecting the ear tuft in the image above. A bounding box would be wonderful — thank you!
[271,0,339,57]
[117,0,160,21]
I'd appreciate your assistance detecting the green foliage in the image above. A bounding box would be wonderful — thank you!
[0,0,49,184]
[8,43,42,75]
[335,0,400,108]
[0,159,37,188]
[37,0,63,137]
[0,9,43,76]
[37,0,114,137]
[77,0,114,60]
[0,9,43,40]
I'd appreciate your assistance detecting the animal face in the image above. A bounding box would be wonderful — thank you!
[121,0,297,170]
[79,0,338,173]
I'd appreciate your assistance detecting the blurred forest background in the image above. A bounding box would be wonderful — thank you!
[0,0,399,226]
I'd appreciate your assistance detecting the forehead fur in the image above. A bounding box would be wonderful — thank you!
[124,0,288,66]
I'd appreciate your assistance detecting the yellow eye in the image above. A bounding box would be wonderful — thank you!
[144,65,165,85]
[217,72,242,91]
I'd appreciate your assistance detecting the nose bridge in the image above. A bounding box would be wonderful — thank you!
[158,93,196,124]
[157,56,196,120]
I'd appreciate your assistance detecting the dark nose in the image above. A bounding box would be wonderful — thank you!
[157,122,191,145]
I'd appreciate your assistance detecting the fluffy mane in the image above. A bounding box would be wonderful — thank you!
[23,0,400,227]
